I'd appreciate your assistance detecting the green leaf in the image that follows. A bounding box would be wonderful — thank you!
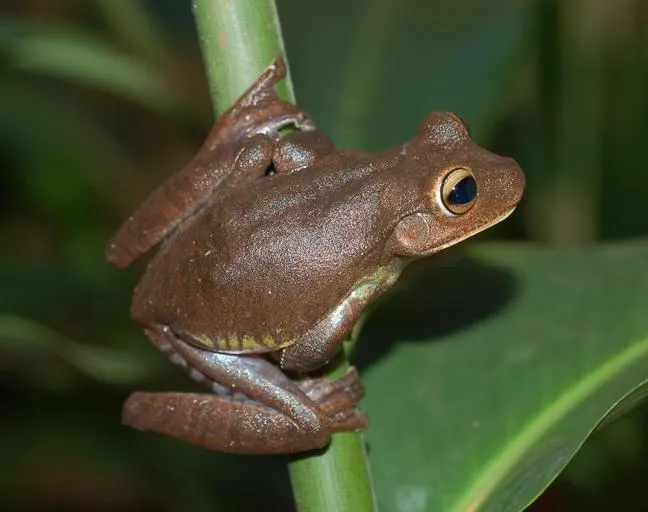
[0,315,153,386]
[358,242,648,511]
[0,21,179,111]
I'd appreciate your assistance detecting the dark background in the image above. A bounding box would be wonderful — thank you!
[1,0,647,510]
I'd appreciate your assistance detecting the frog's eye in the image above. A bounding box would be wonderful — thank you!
[441,168,477,215]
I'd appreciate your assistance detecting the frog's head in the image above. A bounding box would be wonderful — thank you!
[389,112,525,257]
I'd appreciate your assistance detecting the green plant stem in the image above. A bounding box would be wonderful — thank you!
[192,0,292,112]
[190,1,375,511]
[289,349,376,512]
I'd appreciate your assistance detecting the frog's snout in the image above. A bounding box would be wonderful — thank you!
[504,157,526,208]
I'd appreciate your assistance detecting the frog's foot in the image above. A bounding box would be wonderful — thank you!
[123,391,327,454]
[297,367,364,414]
[126,325,366,454]
[297,367,368,433]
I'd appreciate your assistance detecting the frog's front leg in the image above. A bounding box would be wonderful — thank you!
[203,57,316,150]
[280,260,403,373]
[123,326,366,454]
[107,57,314,268]
[107,132,275,268]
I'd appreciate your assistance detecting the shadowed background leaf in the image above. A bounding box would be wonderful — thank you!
[359,243,648,511]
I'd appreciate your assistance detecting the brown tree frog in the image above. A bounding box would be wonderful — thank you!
[107,58,525,454]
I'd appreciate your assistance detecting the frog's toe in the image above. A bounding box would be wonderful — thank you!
[316,388,365,420]
[297,367,365,422]
[297,366,363,399]
[298,367,364,407]
[329,409,369,433]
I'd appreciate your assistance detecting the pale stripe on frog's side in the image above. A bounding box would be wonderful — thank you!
[184,258,406,356]
[189,329,294,353]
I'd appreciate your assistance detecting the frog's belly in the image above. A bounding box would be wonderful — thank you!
[132,242,357,355]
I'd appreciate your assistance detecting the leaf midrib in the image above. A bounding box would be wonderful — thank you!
[451,334,648,512]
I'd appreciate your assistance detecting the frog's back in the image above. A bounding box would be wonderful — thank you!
[132,154,405,354]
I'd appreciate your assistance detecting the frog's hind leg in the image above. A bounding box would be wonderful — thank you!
[123,325,366,454]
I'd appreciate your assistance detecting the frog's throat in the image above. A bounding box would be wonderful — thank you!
[433,206,517,254]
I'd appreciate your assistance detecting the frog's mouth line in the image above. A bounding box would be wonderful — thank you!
[434,206,518,253]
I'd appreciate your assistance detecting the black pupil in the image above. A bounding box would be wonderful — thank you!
[448,176,477,205]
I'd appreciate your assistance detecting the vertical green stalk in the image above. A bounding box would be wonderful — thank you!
[528,0,604,243]
[191,1,375,510]
[550,0,604,243]
[192,0,292,112]
[289,348,376,512]
[332,0,401,149]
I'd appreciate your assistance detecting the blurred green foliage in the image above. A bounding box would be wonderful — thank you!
[0,0,646,510]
